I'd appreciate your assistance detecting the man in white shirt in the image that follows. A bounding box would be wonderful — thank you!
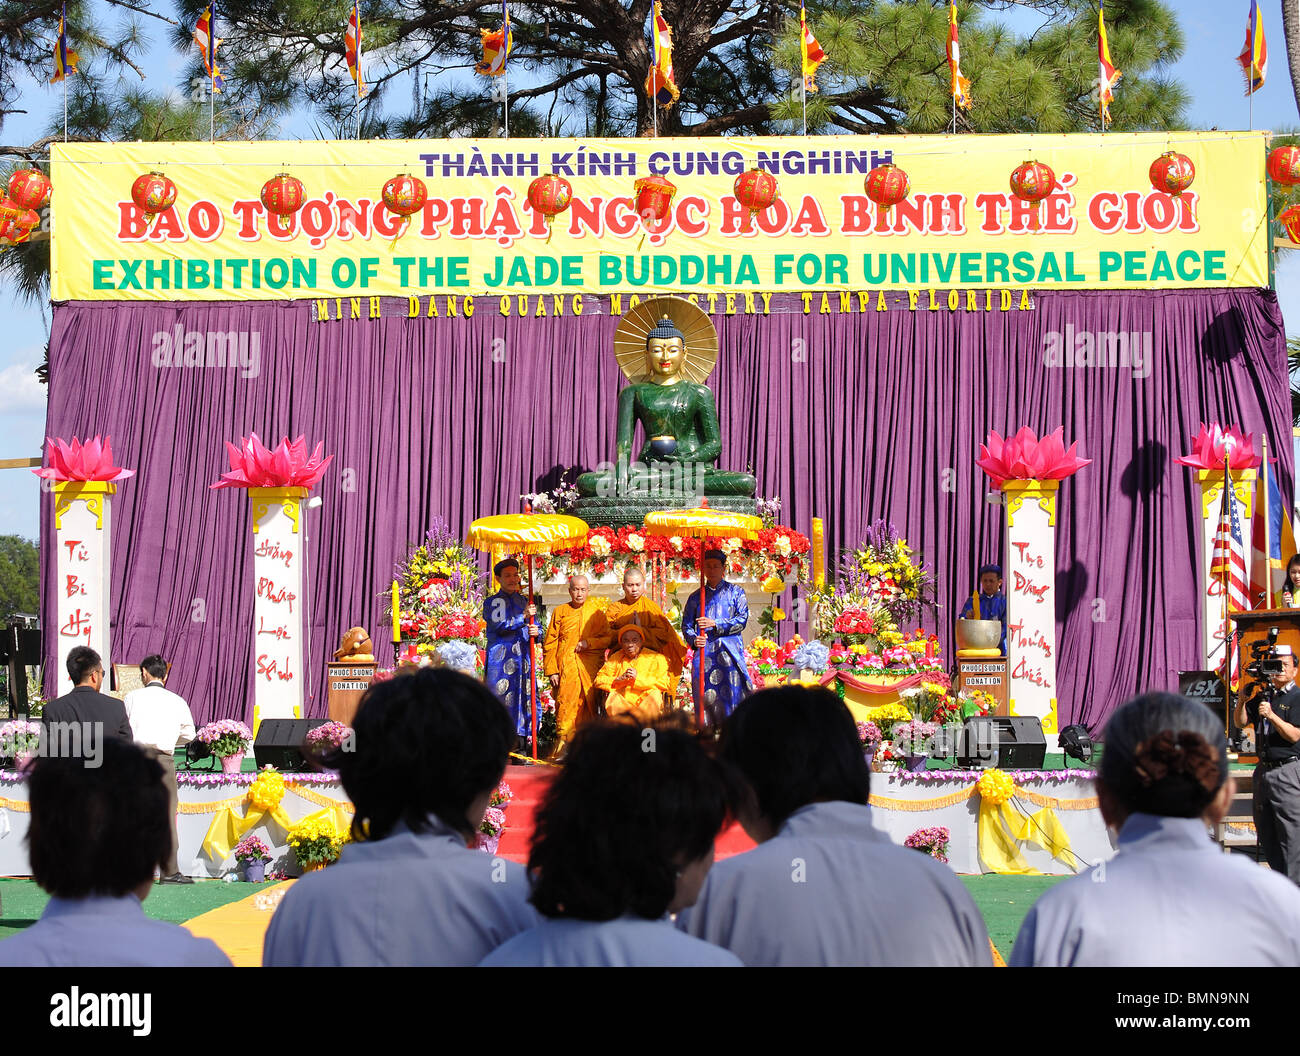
[123,655,195,884]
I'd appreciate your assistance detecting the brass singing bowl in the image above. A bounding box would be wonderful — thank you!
[955,618,1003,651]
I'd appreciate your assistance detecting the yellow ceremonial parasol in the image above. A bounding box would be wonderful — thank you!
[643,501,763,726]
[466,511,589,759]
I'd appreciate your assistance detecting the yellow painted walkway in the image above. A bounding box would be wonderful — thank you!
[183,881,295,967]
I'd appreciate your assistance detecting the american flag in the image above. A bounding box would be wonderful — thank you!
[1211,476,1251,615]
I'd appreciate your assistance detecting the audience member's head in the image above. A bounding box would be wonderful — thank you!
[66,646,103,689]
[1098,691,1232,827]
[720,685,869,840]
[338,668,514,844]
[528,720,733,921]
[27,738,169,900]
[139,655,168,683]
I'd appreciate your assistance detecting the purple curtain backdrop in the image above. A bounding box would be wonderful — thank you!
[42,288,1290,733]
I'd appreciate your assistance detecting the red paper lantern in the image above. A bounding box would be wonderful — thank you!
[0,197,23,224]
[634,173,677,228]
[131,171,177,219]
[382,173,428,217]
[1009,160,1056,231]
[734,168,780,230]
[260,173,305,217]
[8,168,51,212]
[864,163,910,225]
[0,218,17,247]
[527,173,573,242]
[1279,204,1300,244]
[1148,151,1195,197]
[12,208,40,244]
[1267,145,1300,187]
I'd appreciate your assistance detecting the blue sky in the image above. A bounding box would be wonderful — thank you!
[0,0,1298,542]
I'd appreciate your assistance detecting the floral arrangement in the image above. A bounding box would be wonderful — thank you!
[233,834,272,863]
[860,701,912,727]
[904,826,951,863]
[890,718,939,757]
[955,688,997,721]
[756,574,788,637]
[813,520,936,649]
[437,640,479,673]
[196,719,254,758]
[248,768,286,811]
[477,780,515,852]
[287,815,348,868]
[0,719,42,759]
[976,768,1016,805]
[521,480,581,514]
[856,721,883,750]
[747,635,802,676]
[537,523,811,584]
[790,639,830,674]
[826,629,943,678]
[902,681,958,725]
[755,495,783,528]
[393,518,489,657]
[304,722,352,759]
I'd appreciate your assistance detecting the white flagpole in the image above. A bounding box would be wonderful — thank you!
[503,66,510,138]
[63,78,68,142]
[801,76,807,136]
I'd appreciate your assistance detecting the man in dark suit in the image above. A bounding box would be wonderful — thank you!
[43,647,133,760]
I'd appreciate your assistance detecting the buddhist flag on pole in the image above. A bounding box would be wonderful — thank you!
[476,0,513,77]
[1250,458,1297,607]
[193,4,224,94]
[346,0,366,96]
[947,2,972,110]
[644,1,680,108]
[1238,1,1268,94]
[800,2,825,94]
[1097,2,1121,126]
[50,3,78,83]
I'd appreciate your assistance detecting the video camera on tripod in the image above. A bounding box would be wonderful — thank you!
[1245,627,1286,701]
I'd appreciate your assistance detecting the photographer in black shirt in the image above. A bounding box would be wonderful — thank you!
[1235,644,1300,883]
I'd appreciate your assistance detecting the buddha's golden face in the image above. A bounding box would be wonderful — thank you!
[646,336,686,381]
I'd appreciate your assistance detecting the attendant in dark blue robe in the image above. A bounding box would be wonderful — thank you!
[483,558,540,742]
[683,549,753,728]
[959,562,1006,655]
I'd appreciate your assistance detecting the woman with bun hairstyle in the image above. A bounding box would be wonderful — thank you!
[1011,692,1300,966]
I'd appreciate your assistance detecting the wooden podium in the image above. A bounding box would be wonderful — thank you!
[955,657,1010,715]
[1232,609,1300,663]
[327,662,376,725]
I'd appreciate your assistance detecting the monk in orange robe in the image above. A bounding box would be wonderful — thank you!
[595,625,674,724]
[543,574,611,749]
[604,566,687,679]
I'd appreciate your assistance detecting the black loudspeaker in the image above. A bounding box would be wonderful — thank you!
[956,716,1047,769]
[253,718,328,772]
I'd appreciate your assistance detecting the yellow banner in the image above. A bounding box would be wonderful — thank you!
[50,132,1268,301]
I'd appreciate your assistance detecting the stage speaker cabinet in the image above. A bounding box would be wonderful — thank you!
[956,716,1047,770]
[253,718,329,772]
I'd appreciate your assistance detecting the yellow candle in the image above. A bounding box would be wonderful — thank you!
[392,580,401,642]
[812,517,825,589]
[973,590,981,621]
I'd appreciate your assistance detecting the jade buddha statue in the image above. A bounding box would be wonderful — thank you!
[576,309,756,500]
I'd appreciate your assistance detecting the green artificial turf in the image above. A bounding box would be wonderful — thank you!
[959,874,1067,956]
[0,877,269,939]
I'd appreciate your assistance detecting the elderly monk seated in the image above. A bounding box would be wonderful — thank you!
[595,625,674,724]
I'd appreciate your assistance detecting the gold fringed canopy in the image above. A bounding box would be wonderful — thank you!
[465,514,589,555]
[643,505,763,541]
[613,296,719,384]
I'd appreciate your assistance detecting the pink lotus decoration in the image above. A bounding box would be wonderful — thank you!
[210,433,333,490]
[32,436,135,482]
[1173,423,1262,472]
[976,426,1092,487]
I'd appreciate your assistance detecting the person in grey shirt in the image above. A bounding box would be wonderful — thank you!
[676,686,991,966]
[481,720,742,966]
[0,739,229,967]
[263,668,537,967]
[1012,691,1300,967]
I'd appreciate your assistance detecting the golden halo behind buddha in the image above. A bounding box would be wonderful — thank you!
[613,296,719,384]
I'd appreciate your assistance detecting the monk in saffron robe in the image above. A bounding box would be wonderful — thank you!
[604,566,687,679]
[595,625,674,724]
[543,574,611,749]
